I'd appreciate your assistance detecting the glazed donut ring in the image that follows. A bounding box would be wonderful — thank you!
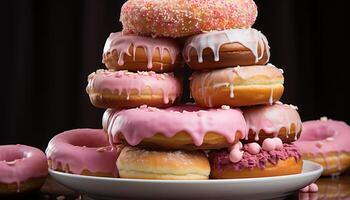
[103,105,247,150]
[294,118,350,176]
[190,64,284,108]
[102,32,183,72]
[86,70,182,109]
[183,29,270,70]
[117,146,210,180]
[46,129,121,177]
[0,145,48,195]
[243,102,302,144]
[120,0,257,38]
[209,143,303,179]
[301,152,350,176]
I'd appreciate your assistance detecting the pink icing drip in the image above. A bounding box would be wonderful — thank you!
[104,32,181,69]
[183,28,270,63]
[87,70,182,105]
[0,145,48,187]
[46,129,119,176]
[243,103,302,140]
[104,104,247,146]
[294,119,350,155]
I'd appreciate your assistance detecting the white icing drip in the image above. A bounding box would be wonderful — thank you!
[184,28,270,64]
[269,87,274,105]
[229,83,234,98]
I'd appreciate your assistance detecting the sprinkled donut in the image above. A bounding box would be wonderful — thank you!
[86,70,182,109]
[46,129,121,177]
[209,142,302,179]
[103,32,183,72]
[0,145,48,195]
[243,102,302,144]
[103,104,247,150]
[190,64,284,108]
[120,0,258,38]
[294,118,350,176]
[183,28,270,70]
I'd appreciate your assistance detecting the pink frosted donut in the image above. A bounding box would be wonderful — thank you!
[46,129,121,177]
[102,32,183,72]
[0,145,48,195]
[103,104,247,150]
[294,118,350,176]
[243,102,302,143]
[120,0,258,38]
[86,70,182,109]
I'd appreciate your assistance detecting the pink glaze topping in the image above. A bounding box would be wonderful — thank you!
[262,138,283,152]
[183,28,270,64]
[229,142,244,163]
[103,32,181,69]
[300,183,318,193]
[209,144,301,170]
[46,129,119,177]
[120,0,257,38]
[294,118,350,154]
[246,142,261,155]
[0,145,48,186]
[86,70,182,104]
[104,104,247,146]
[243,102,302,141]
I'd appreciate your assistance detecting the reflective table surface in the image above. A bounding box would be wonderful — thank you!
[3,173,350,200]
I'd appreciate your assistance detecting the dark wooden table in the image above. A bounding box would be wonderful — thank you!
[3,174,350,200]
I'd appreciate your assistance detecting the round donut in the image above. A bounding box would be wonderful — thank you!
[190,64,284,108]
[102,32,183,72]
[103,104,247,150]
[242,102,302,144]
[117,146,210,180]
[209,142,303,179]
[46,129,121,177]
[120,0,257,38]
[183,28,270,70]
[0,145,48,195]
[86,70,182,109]
[294,118,350,176]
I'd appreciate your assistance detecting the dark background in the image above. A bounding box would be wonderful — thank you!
[1,1,348,150]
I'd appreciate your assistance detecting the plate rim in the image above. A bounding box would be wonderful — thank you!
[49,160,323,184]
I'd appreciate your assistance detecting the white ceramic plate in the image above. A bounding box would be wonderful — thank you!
[49,160,322,200]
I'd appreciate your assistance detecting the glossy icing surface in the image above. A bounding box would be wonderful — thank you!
[104,104,247,146]
[46,129,119,176]
[294,118,350,154]
[103,32,181,69]
[0,145,48,186]
[87,70,182,104]
[243,102,302,141]
[183,28,270,63]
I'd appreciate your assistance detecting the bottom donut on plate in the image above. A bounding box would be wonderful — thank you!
[117,146,210,180]
[209,142,302,179]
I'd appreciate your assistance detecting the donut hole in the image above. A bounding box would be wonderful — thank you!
[68,135,110,148]
[0,149,24,162]
[301,125,336,141]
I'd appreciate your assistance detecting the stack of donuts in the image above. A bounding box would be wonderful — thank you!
[46,0,304,181]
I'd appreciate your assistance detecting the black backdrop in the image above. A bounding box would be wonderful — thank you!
[1,1,349,150]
